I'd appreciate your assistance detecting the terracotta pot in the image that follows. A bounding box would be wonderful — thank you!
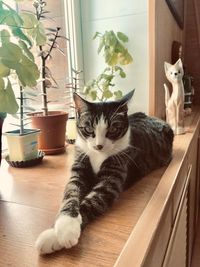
[0,118,4,165]
[29,111,68,155]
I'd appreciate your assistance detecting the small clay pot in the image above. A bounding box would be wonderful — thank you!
[28,111,68,155]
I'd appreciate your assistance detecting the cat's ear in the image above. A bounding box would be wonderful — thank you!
[117,89,135,113]
[73,93,90,114]
[175,58,183,68]
[120,89,135,104]
[164,62,171,73]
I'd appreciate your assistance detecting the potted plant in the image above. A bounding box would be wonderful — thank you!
[21,0,69,155]
[4,86,43,166]
[0,0,40,164]
[84,30,133,101]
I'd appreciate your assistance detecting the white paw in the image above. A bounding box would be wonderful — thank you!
[55,214,82,249]
[35,228,63,255]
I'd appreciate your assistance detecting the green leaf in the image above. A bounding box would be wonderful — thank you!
[21,13,47,46]
[114,90,123,100]
[0,7,23,27]
[19,40,34,61]
[117,32,129,42]
[0,62,10,77]
[84,85,92,95]
[102,90,113,99]
[118,49,133,65]
[15,55,40,87]
[21,13,38,28]
[0,112,7,119]
[0,30,10,43]
[12,28,32,47]
[0,77,5,89]
[35,21,47,45]
[2,55,40,87]
[97,37,104,54]
[101,74,113,80]
[119,70,126,78]
[0,79,19,114]
[93,32,100,40]
[0,42,23,62]
[95,30,133,67]
[90,90,97,101]
[105,50,118,66]
[103,67,111,73]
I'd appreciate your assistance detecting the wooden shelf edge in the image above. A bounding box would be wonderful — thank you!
[114,107,200,267]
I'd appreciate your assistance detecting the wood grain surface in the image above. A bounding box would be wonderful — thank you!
[0,146,164,267]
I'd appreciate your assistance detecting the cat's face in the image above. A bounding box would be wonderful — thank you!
[164,58,184,83]
[73,91,134,154]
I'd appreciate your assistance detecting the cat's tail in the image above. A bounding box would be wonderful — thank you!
[164,83,170,106]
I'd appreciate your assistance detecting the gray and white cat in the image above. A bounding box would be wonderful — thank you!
[36,90,173,254]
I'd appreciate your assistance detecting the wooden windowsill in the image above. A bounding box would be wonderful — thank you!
[0,107,200,267]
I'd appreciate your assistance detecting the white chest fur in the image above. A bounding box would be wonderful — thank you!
[88,151,108,173]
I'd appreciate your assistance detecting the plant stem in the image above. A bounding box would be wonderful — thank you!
[44,28,60,60]
[20,86,24,135]
[35,0,48,116]
[40,45,48,116]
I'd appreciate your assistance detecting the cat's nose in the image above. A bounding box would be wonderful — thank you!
[174,72,178,76]
[95,145,103,150]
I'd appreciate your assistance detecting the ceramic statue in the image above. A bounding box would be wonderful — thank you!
[164,59,185,135]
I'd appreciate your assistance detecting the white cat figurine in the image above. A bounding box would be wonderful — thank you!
[164,58,185,135]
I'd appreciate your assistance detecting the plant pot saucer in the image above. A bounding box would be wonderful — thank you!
[5,151,45,168]
[41,145,67,155]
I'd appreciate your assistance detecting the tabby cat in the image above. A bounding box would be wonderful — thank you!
[36,90,174,254]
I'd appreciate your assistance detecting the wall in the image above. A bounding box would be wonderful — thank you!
[80,0,148,114]
[149,0,183,118]
[184,0,200,105]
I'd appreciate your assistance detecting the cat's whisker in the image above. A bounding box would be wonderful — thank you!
[110,98,130,121]
[79,152,88,163]
[111,147,134,167]
[113,147,139,169]
[122,152,139,168]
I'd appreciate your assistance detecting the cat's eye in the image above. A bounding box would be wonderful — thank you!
[109,127,117,133]
[85,126,94,134]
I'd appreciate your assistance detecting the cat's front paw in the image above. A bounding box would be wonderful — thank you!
[35,228,63,255]
[55,214,82,249]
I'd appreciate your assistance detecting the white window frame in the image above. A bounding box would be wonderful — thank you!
[64,0,84,117]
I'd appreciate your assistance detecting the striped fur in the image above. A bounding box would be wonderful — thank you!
[35,91,174,254]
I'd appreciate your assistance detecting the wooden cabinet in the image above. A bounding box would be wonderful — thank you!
[162,166,191,267]
[143,125,200,267]
[115,110,200,267]
[188,134,199,266]
[142,165,193,267]
[195,136,200,230]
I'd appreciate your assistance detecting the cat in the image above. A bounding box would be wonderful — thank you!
[164,58,185,135]
[35,90,174,254]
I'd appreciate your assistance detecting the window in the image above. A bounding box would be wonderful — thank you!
[2,0,82,154]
